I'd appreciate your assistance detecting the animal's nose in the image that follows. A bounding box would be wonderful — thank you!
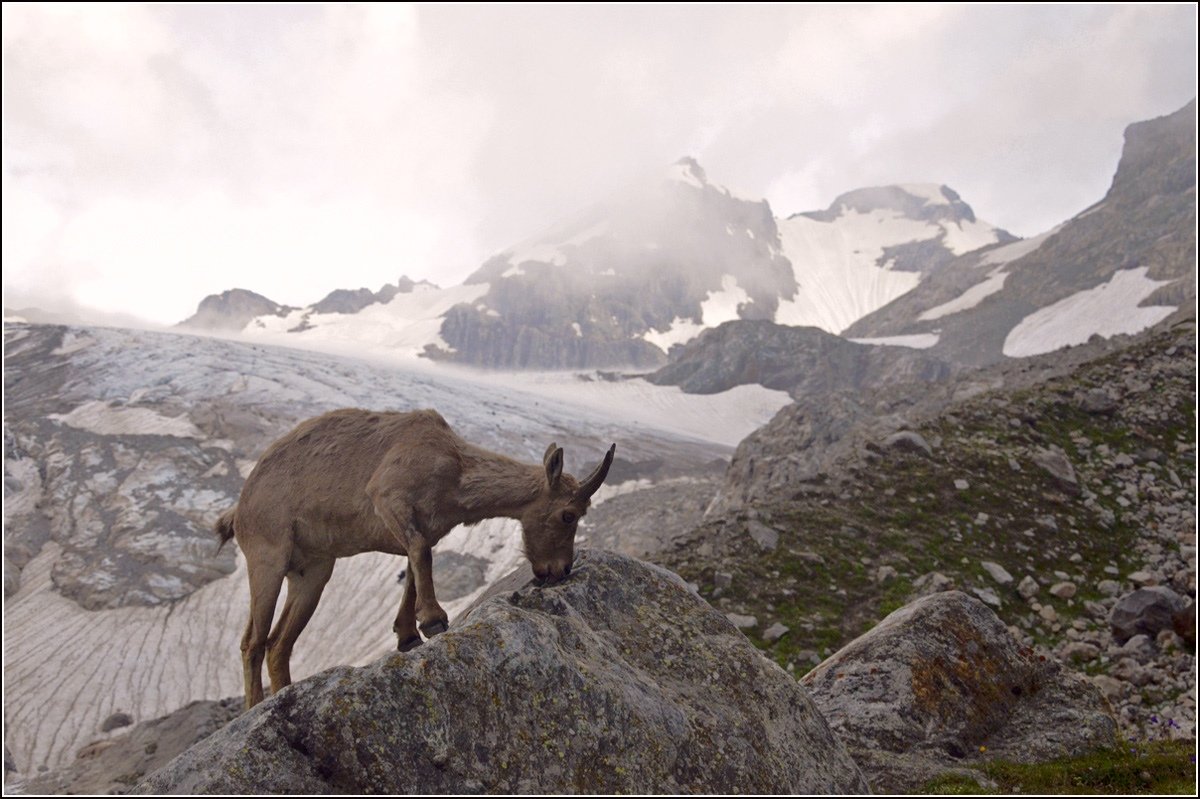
[533,561,572,585]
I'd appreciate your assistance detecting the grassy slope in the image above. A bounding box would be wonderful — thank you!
[662,322,1194,690]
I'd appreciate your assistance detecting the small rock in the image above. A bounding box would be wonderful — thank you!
[1068,553,1083,563]
[726,613,758,630]
[714,571,733,590]
[981,562,1013,585]
[1049,582,1077,600]
[1156,629,1185,651]
[875,565,898,584]
[1113,453,1135,468]
[974,513,989,526]
[798,649,821,665]
[1037,515,1059,531]
[1127,571,1156,586]
[1061,642,1099,662]
[1092,674,1129,701]
[746,520,779,552]
[1038,605,1058,623]
[1032,447,1079,493]
[1137,447,1166,465]
[972,587,1002,608]
[954,479,970,491]
[1111,657,1149,686]
[1078,388,1116,414]
[1018,576,1039,599]
[1119,634,1155,662]
[1097,580,1121,597]
[763,623,790,642]
[1007,458,1021,472]
[100,712,134,733]
[882,431,933,458]
[913,572,955,596]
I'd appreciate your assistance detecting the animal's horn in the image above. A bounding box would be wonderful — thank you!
[576,443,616,501]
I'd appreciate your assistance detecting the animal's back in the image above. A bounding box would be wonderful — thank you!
[235,408,461,556]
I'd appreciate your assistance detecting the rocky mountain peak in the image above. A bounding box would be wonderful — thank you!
[668,156,710,188]
[177,288,290,332]
[798,183,981,226]
[1106,98,1196,207]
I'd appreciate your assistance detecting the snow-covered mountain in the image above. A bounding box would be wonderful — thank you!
[183,160,1010,369]
[774,184,1014,333]
[2,321,790,773]
[844,100,1196,366]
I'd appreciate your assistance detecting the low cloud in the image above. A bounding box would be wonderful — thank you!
[3,4,1195,324]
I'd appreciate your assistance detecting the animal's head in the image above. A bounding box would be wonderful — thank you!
[521,442,616,585]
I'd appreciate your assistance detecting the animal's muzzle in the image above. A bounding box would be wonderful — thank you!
[533,560,573,586]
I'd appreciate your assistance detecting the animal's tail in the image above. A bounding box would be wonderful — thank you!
[215,505,237,554]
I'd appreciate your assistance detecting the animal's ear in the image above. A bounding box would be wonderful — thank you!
[544,444,564,487]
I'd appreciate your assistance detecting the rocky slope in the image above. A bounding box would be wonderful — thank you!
[645,318,953,397]
[135,551,871,794]
[662,316,1196,745]
[4,321,782,775]
[845,99,1196,367]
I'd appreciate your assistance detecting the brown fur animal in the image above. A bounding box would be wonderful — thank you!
[216,408,615,709]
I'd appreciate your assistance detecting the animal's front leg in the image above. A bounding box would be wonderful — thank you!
[369,491,447,638]
[393,561,421,651]
[408,540,448,637]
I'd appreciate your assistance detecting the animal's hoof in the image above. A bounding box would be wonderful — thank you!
[420,619,448,637]
[397,635,423,652]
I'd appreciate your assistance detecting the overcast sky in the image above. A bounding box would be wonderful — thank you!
[3,4,1196,326]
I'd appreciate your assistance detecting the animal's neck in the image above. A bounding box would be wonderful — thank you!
[457,448,544,523]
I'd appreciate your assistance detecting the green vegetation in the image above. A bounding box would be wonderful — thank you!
[919,739,1198,795]
[664,326,1196,677]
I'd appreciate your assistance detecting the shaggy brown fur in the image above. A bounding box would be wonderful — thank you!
[218,407,614,709]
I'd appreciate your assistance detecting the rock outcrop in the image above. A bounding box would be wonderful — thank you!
[137,551,869,794]
[802,591,1118,792]
[646,319,953,397]
[176,288,293,332]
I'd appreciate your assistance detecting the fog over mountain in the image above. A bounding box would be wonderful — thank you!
[3,5,1196,325]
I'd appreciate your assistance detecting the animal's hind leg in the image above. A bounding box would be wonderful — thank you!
[241,551,288,711]
[266,558,335,694]
[393,559,420,652]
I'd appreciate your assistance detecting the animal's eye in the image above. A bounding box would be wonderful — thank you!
[561,511,576,525]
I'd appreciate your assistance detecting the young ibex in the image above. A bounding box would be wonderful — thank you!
[216,408,615,709]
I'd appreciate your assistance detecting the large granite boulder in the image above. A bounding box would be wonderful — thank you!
[802,591,1117,792]
[137,550,869,794]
